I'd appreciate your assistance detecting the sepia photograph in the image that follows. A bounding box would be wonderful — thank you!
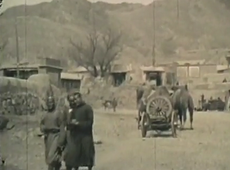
[1,0,230,170]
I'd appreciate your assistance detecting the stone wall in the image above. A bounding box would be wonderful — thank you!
[0,74,61,115]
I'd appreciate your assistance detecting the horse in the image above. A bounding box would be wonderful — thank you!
[171,85,194,130]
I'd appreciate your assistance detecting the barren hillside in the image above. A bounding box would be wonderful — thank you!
[1,0,230,66]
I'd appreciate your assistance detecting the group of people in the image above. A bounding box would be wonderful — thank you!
[40,91,95,170]
[196,90,230,112]
[0,92,40,115]
[196,95,225,111]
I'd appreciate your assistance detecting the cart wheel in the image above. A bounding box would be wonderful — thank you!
[146,96,172,119]
[171,111,177,138]
[140,113,148,138]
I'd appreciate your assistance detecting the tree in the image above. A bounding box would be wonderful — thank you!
[0,0,3,9]
[0,39,7,65]
[69,28,122,77]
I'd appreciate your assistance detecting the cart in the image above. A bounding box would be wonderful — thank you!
[139,94,177,138]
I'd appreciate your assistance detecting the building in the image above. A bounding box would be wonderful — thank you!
[67,65,133,86]
[175,59,206,78]
[67,66,91,78]
[0,58,63,87]
[109,64,132,86]
[216,65,229,73]
[159,59,217,84]
[140,66,166,85]
[60,72,83,91]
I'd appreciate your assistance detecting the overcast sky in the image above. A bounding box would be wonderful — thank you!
[1,0,152,12]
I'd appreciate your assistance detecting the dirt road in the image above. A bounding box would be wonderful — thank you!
[1,110,230,170]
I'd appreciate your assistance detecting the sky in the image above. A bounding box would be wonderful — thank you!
[1,0,152,12]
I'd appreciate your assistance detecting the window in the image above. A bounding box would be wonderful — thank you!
[189,66,200,77]
[177,67,187,78]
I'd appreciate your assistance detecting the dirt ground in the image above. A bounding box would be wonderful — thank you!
[1,109,230,170]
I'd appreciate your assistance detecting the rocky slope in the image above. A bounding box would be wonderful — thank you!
[1,0,230,66]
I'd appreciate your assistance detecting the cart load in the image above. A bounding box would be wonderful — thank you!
[139,86,177,138]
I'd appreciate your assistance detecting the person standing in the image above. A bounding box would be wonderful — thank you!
[64,92,95,170]
[40,94,65,170]
[225,90,230,111]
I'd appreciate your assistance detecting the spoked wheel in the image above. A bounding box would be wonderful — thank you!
[171,111,177,138]
[140,113,149,138]
[146,96,172,119]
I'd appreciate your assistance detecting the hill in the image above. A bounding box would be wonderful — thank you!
[1,0,230,67]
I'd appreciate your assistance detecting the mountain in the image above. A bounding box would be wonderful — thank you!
[1,0,230,67]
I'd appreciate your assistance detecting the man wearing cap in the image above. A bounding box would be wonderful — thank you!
[64,92,95,170]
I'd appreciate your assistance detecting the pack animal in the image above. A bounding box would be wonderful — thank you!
[171,85,194,130]
[102,98,118,112]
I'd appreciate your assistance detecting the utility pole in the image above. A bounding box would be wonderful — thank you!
[177,0,180,21]
[14,14,20,78]
[152,0,156,66]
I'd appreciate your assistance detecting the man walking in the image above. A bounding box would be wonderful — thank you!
[64,92,95,170]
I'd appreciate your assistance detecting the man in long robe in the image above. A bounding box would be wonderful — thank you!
[64,92,95,170]
[40,95,65,170]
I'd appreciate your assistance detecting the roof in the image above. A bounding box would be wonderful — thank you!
[110,64,132,73]
[175,59,205,65]
[0,63,63,71]
[68,66,88,73]
[140,66,165,72]
[216,65,229,71]
[0,64,39,70]
[61,72,83,80]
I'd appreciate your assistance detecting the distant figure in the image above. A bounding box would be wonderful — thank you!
[225,90,230,111]
[217,97,225,111]
[87,88,90,94]
[0,115,9,131]
[223,78,227,83]
[209,96,213,102]
[184,84,188,91]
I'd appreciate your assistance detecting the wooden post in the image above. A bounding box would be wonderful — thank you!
[152,0,156,66]
[14,12,20,78]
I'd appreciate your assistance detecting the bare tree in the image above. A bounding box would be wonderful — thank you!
[69,28,122,77]
[0,39,7,65]
[0,40,7,51]
[0,0,3,9]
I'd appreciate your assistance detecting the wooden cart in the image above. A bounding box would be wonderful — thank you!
[140,94,177,138]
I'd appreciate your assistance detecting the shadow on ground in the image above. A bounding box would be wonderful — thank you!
[0,164,22,170]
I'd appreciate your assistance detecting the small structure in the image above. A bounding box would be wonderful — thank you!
[0,64,39,79]
[216,65,229,73]
[110,64,132,86]
[159,59,217,84]
[67,66,91,78]
[0,58,63,87]
[60,72,83,91]
[140,66,165,86]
